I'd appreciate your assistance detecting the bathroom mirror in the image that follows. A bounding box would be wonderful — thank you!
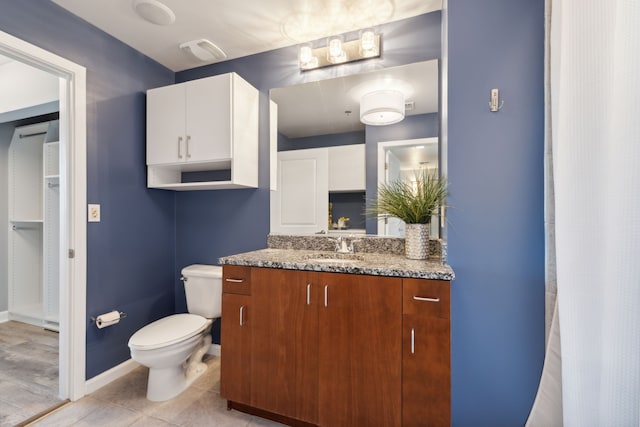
[270,59,440,236]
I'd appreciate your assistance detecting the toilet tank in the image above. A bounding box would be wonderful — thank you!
[181,264,223,319]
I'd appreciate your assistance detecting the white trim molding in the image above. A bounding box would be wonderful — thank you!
[85,359,140,395]
[0,311,8,323]
[207,343,221,357]
[0,30,87,402]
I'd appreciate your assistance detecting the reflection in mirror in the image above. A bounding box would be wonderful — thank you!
[269,59,439,237]
[377,138,439,238]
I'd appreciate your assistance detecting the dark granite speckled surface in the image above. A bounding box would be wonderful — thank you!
[219,248,454,281]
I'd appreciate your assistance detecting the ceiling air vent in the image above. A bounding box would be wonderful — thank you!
[179,39,227,62]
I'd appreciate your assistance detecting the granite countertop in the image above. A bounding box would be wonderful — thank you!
[219,248,455,281]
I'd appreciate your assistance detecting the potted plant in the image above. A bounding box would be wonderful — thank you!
[369,171,448,259]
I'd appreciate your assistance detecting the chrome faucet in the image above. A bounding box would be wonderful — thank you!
[328,235,360,254]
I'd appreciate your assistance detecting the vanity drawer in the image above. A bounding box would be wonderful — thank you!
[223,265,252,295]
[403,279,450,319]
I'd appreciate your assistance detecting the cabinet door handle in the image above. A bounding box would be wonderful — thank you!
[324,285,328,307]
[411,327,415,354]
[239,305,245,326]
[306,283,311,305]
[177,136,183,159]
[225,278,244,283]
[413,296,440,303]
[186,135,191,158]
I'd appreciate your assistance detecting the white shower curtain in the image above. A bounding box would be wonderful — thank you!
[528,0,640,426]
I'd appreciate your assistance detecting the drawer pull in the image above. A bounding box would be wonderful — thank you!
[324,285,328,307]
[413,296,440,303]
[307,284,311,305]
[239,305,245,326]
[411,328,415,354]
[225,278,244,283]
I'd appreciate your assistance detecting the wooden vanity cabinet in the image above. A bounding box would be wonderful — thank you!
[318,272,402,427]
[251,268,320,424]
[220,266,252,406]
[221,266,451,427]
[402,278,451,426]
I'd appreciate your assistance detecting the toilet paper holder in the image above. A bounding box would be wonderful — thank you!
[90,310,127,328]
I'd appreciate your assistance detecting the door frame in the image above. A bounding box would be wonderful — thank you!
[0,30,87,401]
[376,137,438,236]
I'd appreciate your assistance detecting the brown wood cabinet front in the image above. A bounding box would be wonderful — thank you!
[220,292,251,405]
[221,266,451,427]
[402,279,451,427]
[251,268,320,424]
[318,272,403,427]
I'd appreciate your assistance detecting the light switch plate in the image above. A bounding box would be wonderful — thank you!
[88,204,101,222]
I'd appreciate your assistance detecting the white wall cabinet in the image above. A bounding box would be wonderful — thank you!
[8,121,59,330]
[146,72,259,190]
[328,144,365,192]
[270,144,365,234]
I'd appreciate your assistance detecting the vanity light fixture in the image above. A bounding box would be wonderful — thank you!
[327,35,347,64]
[360,89,405,126]
[298,29,381,71]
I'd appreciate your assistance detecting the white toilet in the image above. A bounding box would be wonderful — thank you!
[128,264,222,401]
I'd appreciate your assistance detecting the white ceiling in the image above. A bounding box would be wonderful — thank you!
[52,0,442,71]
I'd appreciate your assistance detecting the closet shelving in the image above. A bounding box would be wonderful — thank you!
[8,120,60,330]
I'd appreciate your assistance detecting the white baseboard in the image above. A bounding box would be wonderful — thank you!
[0,311,8,323]
[207,343,221,356]
[85,359,140,395]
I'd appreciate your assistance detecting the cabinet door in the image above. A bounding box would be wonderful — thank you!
[328,144,365,191]
[185,74,232,162]
[402,279,451,427]
[220,293,251,405]
[270,148,329,234]
[318,273,402,427]
[147,83,186,165]
[251,268,319,424]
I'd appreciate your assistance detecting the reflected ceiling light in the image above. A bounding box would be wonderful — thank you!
[132,0,175,26]
[360,90,405,126]
[179,39,227,62]
[298,28,381,71]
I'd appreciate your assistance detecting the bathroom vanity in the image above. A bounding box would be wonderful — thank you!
[219,237,454,427]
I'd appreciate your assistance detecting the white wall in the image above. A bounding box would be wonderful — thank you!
[0,60,58,114]
[0,123,14,312]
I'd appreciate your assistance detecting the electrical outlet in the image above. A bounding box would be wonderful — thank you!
[88,204,101,222]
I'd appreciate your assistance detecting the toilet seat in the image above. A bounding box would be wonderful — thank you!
[128,313,208,351]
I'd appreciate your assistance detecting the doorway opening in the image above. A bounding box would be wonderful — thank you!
[0,29,87,424]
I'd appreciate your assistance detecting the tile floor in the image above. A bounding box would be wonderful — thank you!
[31,355,284,427]
[0,321,63,427]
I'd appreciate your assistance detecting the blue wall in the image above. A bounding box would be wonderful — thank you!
[0,0,176,379]
[448,1,545,426]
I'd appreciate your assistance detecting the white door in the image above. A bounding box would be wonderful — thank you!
[271,148,329,234]
[147,83,186,165]
[186,74,231,162]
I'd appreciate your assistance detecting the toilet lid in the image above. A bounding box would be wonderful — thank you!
[128,314,208,350]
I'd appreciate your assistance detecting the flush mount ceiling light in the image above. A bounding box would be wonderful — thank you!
[132,0,175,26]
[360,89,405,126]
[299,28,381,71]
[179,39,227,62]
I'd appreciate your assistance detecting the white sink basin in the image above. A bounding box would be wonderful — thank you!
[304,253,364,264]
